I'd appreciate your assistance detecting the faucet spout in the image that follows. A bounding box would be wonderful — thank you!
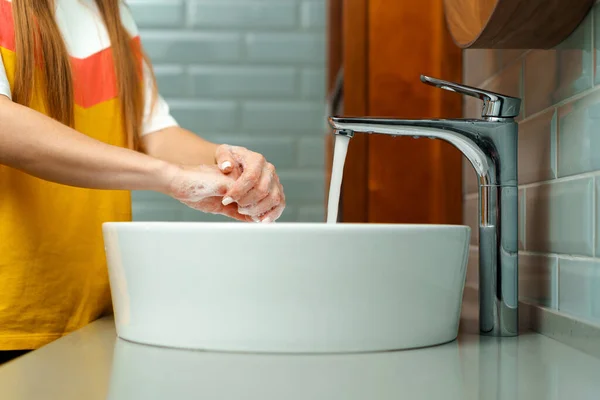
[328,115,519,337]
[330,117,502,187]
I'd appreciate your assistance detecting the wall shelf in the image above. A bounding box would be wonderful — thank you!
[444,0,595,49]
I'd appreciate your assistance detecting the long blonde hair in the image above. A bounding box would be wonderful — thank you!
[12,0,156,150]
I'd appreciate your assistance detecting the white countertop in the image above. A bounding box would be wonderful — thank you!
[1,302,599,400]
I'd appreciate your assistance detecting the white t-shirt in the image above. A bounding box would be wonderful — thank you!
[0,0,178,135]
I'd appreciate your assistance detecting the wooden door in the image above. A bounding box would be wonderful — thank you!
[326,0,463,224]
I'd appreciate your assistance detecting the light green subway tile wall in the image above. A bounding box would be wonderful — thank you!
[463,197,478,246]
[189,1,298,29]
[594,4,600,85]
[518,109,556,183]
[519,254,558,309]
[558,90,600,177]
[519,189,525,250]
[595,177,600,256]
[127,0,185,28]
[462,49,526,87]
[301,1,327,29]
[524,12,593,116]
[501,50,528,67]
[189,66,298,98]
[525,178,594,256]
[559,259,600,323]
[297,206,325,222]
[153,66,189,97]
[463,4,600,328]
[301,69,326,99]
[168,100,239,133]
[132,201,183,222]
[298,138,326,167]
[277,171,325,202]
[481,60,524,120]
[141,32,243,64]
[242,101,324,133]
[463,49,503,87]
[465,248,479,288]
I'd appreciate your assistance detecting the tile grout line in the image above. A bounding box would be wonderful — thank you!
[593,6,598,261]
[464,170,598,195]
[556,257,561,311]
[519,170,600,189]
[593,4,597,88]
[553,109,559,180]
[519,249,600,262]
[520,84,600,124]
[594,177,597,258]
[520,56,526,119]
[522,187,527,251]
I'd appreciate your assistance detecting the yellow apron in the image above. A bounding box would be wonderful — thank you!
[0,27,132,349]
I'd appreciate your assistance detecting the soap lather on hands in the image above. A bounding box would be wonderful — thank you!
[170,145,285,223]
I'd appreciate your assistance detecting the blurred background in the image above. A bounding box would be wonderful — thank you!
[127,0,328,223]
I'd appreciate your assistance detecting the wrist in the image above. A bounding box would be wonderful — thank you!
[152,159,181,196]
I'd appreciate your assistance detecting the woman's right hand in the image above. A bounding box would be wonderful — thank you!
[167,164,252,222]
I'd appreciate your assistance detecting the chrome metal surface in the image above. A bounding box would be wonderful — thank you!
[328,75,521,337]
[420,75,521,119]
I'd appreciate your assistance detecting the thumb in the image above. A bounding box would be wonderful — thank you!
[215,146,235,174]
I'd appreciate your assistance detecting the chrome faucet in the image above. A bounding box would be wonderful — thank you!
[328,75,521,337]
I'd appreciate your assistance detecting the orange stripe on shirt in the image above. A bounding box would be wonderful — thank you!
[0,0,142,109]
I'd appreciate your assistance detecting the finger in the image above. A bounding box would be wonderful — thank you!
[222,154,266,205]
[228,164,243,181]
[261,182,285,223]
[220,203,254,222]
[258,203,285,224]
[238,180,281,217]
[215,145,235,174]
[236,164,274,207]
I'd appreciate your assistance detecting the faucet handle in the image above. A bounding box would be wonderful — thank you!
[420,75,521,119]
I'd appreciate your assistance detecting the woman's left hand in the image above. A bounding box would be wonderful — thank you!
[214,144,286,223]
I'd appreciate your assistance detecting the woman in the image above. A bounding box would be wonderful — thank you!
[0,0,285,363]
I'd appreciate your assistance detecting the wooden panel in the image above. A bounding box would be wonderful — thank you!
[327,0,343,90]
[338,0,369,222]
[367,0,462,224]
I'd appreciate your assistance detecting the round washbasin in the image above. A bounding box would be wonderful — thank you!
[102,222,471,353]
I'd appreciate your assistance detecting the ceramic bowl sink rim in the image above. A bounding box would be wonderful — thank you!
[103,222,471,233]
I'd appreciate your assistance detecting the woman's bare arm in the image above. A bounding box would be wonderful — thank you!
[0,96,176,193]
[141,126,219,166]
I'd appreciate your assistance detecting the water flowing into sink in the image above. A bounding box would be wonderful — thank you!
[326,134,350,223]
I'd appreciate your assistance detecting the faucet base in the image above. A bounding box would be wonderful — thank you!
[478,185,519,337]
[480,306,519,337]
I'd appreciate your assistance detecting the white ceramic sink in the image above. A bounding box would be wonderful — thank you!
[102,222,470,353]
